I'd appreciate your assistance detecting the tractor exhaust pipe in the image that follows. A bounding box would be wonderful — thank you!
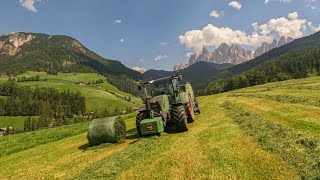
[145,99,151,111]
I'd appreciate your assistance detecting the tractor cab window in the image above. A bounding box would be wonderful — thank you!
[151,80,174,97]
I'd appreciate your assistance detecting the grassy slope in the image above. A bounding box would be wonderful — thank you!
[0,72,141,129]
[17,71,141,111]
[0,77,320,179]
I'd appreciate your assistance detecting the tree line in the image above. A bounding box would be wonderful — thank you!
[17,75,48,82]
[106,75,140,96]
[0,79,86,117]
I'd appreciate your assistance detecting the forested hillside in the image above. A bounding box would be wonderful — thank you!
[144,61,233,88]
[0,32,142,79]
[202,31,320,95]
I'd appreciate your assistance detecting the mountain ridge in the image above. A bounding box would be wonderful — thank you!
[203,31,320,94]
[186,36,293,68]
[144,61,233,88]
[0,32,142,79]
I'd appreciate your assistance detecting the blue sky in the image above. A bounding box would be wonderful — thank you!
[0,0,319,71]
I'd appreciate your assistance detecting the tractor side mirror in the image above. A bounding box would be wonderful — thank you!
[177,75,182,81]
[138,85,142,91]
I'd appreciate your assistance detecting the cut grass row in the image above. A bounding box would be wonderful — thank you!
[0,94,298,179]
[0,122,90,157]
[227,96,320,137]
[222,102,320,179]
[230,93,320,108]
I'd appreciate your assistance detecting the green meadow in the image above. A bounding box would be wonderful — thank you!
[16,71,141,111]
[0,72,142,129]
[0,116,26,130]
[0,76,319,179]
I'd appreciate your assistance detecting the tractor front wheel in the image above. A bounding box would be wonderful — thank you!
[172,105,188,132]
[136,112,148,137]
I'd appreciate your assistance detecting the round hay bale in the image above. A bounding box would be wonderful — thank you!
[87,116,126,146]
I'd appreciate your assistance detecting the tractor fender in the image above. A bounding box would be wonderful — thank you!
[185,83,195,102]
[176,92,190,105]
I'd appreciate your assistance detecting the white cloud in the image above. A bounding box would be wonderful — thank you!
[114,19,122,24]
[160,42,168,46]
[19,0,44,13]
[252,22,259,32]
[265,0,292,4]
[179,24,271,52]
[258,12,307,38]
[120,38,124,42]
[179,12,320,52]
[132,66,146,73]
[288,12,299,19]
[307,22,320,32]
[228,1,242,10]
[155,54,168,61]
[210,10,220,18]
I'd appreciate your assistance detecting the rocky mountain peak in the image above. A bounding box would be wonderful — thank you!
[188,43,253,66]
[254,36,294,58]
[0,32,35,56]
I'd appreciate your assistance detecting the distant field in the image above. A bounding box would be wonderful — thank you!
[0,78,7,84]
[0,76,319,179]
[16,71,141,112]
[0,71,141,129]
[0,116,26,129]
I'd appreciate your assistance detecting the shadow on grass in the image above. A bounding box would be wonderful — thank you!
[78,143,115,151]
[164,125,181,134]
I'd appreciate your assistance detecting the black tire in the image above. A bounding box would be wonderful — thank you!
[195,98,201,114]
[186,96,195,123]
[172,105,188,132]
[136,112,148,137]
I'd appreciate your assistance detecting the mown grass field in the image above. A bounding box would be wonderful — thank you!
[0,76,319,179]
[0,72,141,129]
[0,116,28,129]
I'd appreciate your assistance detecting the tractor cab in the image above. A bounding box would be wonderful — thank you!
[150,76,181,103]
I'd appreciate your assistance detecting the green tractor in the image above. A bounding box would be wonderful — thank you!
[136,74,200,136]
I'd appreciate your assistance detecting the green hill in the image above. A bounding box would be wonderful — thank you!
[0,32,141,79]
[16,71,141,111]
[0,71,141,129]
[0,76,319,179]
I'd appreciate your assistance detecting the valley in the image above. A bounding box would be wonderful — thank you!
[1,1,320,179]
[0,71,141,130]
[0,76,319,179]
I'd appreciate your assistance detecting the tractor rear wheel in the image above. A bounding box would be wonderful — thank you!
[172,105,188,132]
[186,97,195,123]
[194,98,201,114]
[136,112,148,137]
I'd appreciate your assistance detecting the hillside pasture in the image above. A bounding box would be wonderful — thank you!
[0,116,25,129]
[0,76,319,179]
[16,71,141,112]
